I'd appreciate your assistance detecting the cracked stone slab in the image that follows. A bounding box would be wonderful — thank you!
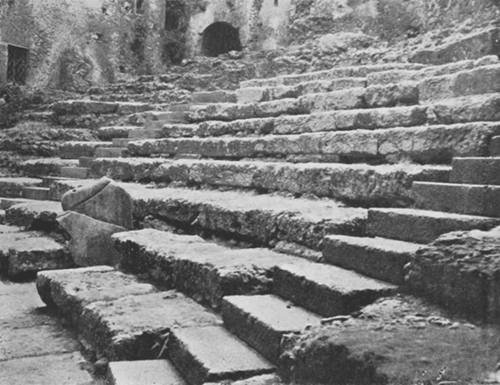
[80,291,222,360]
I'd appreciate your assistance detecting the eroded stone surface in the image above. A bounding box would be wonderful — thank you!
[279,295,500,385]
[80,291,221,360]
[36,266,156,325]
[406,226,500,322]
[113,229,301,308]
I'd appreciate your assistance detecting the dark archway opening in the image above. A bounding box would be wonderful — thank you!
[201,22,242,57]
[7,45,28,84]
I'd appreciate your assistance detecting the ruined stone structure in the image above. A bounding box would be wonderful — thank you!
[1,0,500,384]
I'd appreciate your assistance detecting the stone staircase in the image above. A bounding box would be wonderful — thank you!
[0,53,500,384]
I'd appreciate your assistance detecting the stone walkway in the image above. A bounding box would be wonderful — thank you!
[0,279,95,385]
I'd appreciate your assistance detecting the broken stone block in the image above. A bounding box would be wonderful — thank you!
[57,211,125,266]
[61,177,133,229]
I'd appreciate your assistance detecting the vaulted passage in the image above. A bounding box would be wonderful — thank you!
[7,44,28,84]
[201,22,242,57]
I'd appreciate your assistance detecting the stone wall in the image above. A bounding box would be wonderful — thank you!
[0,0,498,90]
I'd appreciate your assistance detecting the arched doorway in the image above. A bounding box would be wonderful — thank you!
[201,22,242,57]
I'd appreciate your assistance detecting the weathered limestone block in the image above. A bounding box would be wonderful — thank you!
[405,226,500,322]
[57,211,125,266]
[61,177,133,229]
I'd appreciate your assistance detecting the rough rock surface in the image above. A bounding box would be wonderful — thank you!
[406,226,500,322]
[279,295,500,385]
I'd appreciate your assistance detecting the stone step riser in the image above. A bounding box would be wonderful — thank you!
[366,208,500,243]
[490,136,500,156]
[0,235,72,279]
[367,55,499,86]
[59,142,114,160]
[60,167,90,179]
[221,295,322,364]
[187,84,419,123]
[192,91,237,104]
[0,178,43,198]
[113,230,304,309]
[94,147,127,158]
[107,360,186,385]
[88,158,448,207]
[138,93,500,139]
[236,78,368,103]
[273,263,397,317]
[450,157,500,185]
[240,63,425,88]
[22,187,50,201]
[412,182,500,217]
[167,326,274,385]
[418,64,500,101]
[322,235,422,285]
[127,122,500,165]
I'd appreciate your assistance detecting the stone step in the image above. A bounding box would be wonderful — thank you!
[107,360,186,385]
[37,267,221,360]
[88,157,449,207]
[134,124,199,139]
[240,62,424,88]
[366,207,500,243]
[4,199,63,230]
[41,176,73,187]
[192,90,237,104]
[94,147,127,158]
[0,177,42,198]
[0,197,32,210]
[20,158,80,177]
[134,92,500,139]
[322,235,423,284]
[412,181,500,217]
[168,325,274,385]
[367,55,498,86]
[127,121,500,165]
[0,233,71,279]
[186,83,419,123]
[128,110,188,125]
[22,187,50,201]
[113,138,134,147]
[450,157,500,185]
[273,260,397,317]
[52,100,153,116]
[78,157,94,168]
[221,294,322,362]
[59,141,113,159]
[113,229,303,308]
[60,166,90,179]
[418,64,500,101]
[37,266,156,325]
[96,125,137,140]
[491,136,500,155]
[236,77,367,103]
[409,26,500,64]
[53,180,366,250]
